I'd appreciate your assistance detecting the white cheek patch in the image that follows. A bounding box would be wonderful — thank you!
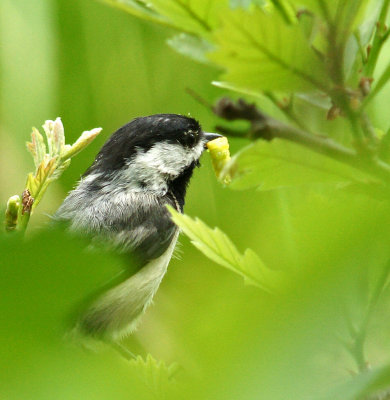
[116,140,205,193]
[80,140,206,195]
[134,140,205,177]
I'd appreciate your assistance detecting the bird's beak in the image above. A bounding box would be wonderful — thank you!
[203,132,222,145]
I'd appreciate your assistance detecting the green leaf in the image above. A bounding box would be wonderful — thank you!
[324,364,390,400]
[149,0,229,35]
[103,0,229,36]
[60,128,102,161]
[168,207,281,292]
[230,0,254,8]
[230,0,270,9]
[26,127,47,168]
[0,228,150,399]
[101,0,169,26]
[167,33,214,64]
[210,7,330,93]
[222,139,371,191]
[270,0,298,24]
[50,118,65,156]
[355,0,383,46]
[296,0,370,33]
[51,158,71,180]
[130,354,179,397]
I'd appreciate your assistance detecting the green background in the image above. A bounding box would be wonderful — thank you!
[2,1,390,399]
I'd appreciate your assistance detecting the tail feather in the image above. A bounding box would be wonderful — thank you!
[76,232,179,341]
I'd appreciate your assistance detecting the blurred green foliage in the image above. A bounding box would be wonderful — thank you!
[3,0,390,399]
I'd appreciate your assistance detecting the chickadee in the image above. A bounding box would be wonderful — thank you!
[54,114,220,342]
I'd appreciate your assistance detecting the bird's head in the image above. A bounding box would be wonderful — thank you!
[82,114,220,196]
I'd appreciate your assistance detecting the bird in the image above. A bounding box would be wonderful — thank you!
[54,114,220,344]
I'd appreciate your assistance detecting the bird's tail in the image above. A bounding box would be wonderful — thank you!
[74,234,178,341]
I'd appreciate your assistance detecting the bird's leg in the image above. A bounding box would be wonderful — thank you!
[110,341,137,361]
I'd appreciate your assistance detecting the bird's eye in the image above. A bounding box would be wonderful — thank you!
[183,130,197,147]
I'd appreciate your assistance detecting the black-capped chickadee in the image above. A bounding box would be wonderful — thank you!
[54,114,220,342]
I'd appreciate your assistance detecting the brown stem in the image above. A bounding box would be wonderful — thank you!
[213,97,390,183]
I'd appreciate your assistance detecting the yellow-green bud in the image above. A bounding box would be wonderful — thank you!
[206,136,231,185]
[5,195,21,232]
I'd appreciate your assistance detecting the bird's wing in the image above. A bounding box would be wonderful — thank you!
[88,191,179,268]
[54,187,179,268]
[110,200,178,265]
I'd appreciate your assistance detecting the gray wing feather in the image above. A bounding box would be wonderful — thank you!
[54,184,178,266]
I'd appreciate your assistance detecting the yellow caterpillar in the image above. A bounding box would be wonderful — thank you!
[206,136,231,185]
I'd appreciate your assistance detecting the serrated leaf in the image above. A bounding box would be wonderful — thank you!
[102,0,168,25]
[36,162,46,184]
[167,33,214,64]
[26,142,35,158]
[130,354,178,397]
[26,157,58,203]
[42,119,54,157]
[222,138,372,191]
[61,128,102,161]
[51,117,65,155]
[210,8,330,93]
[45,156,58,175]
[242,248,270,286]
[102,0,229,36]
[17,118,102,231]
[169,207,281,292]
[149,0,229,35]
[26,127,47,168]
[35,157,56,185]
[42,118,65,157]
[51,158,71,179]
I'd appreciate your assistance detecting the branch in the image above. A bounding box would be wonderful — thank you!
[364,0,390,77]
[263,92,311,132]
[213,98,390,183]
[5,118,102,234]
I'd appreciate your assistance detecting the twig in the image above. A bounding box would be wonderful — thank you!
[348,259,390,373]
[213,97,390,183]
[185,87,213,110]
[110,342,137,361]
[363,62,390,107]
[364,0,390,77]
[354,31,368,65]
[215,125,248,138]
[264,92,312,132]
